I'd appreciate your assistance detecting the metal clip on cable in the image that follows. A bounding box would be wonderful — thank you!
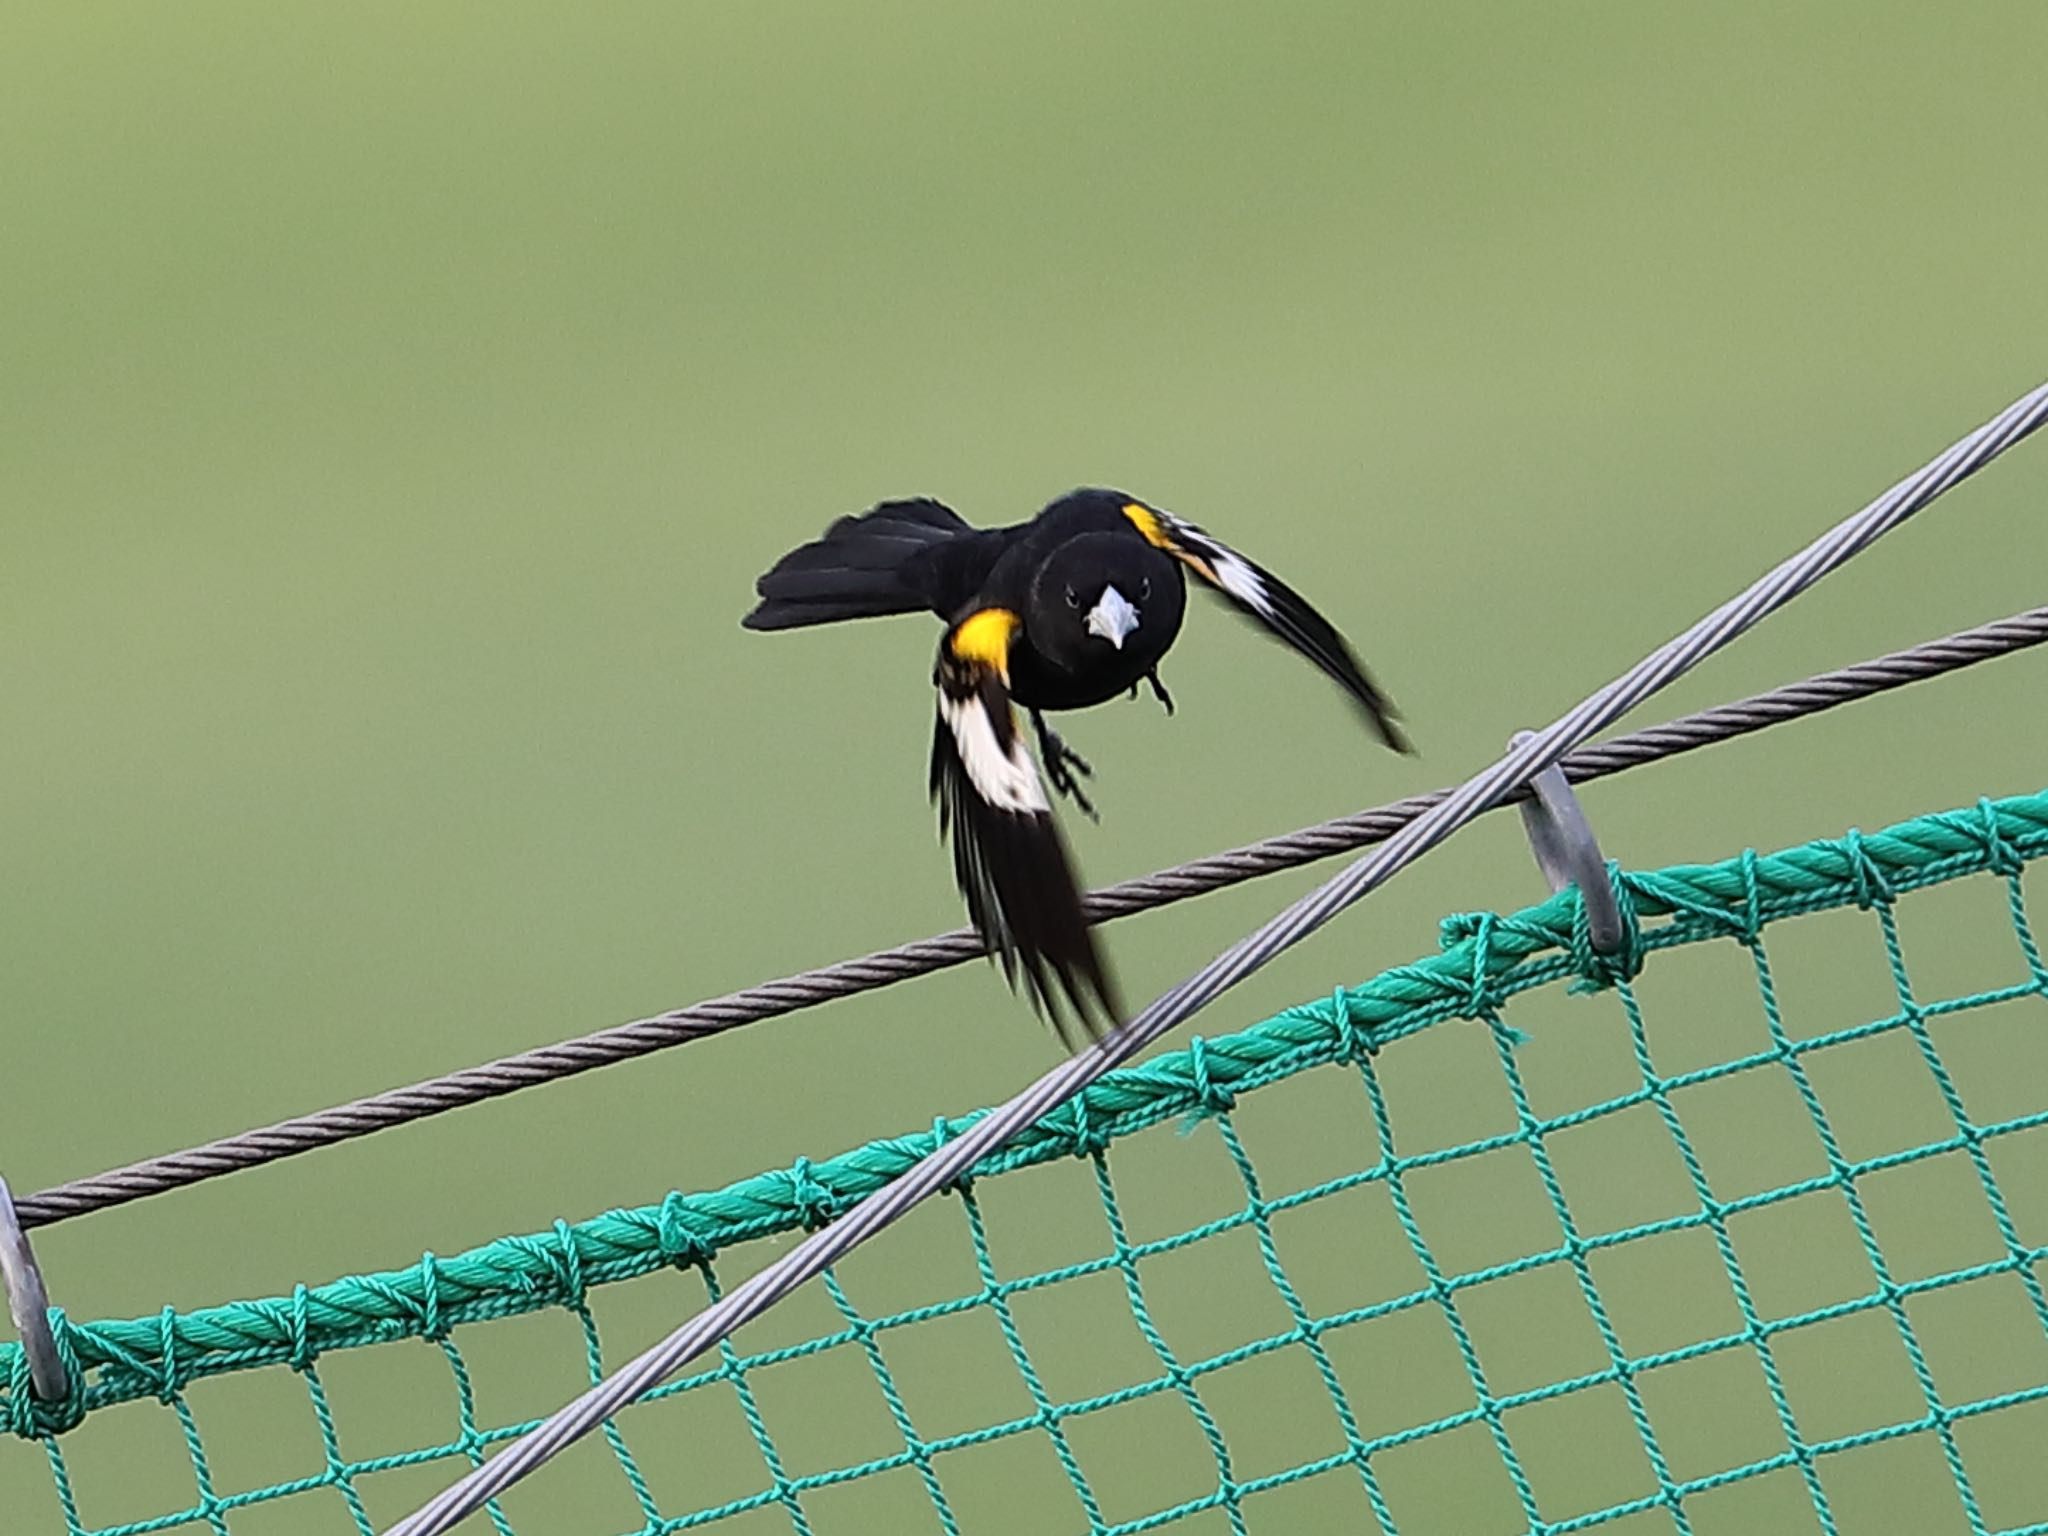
[1511,729,1624,956]
[0,1175,69,1403]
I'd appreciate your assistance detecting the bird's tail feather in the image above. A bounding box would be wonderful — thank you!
[743,499,970,630]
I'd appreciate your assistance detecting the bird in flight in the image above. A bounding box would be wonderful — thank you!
[743,488,1409,1046]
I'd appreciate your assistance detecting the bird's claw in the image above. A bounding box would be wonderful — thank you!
[1146,669,1175,716]
[1032,714,1099,822]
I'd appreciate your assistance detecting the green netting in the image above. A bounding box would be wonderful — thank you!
[7,791,2048,1534]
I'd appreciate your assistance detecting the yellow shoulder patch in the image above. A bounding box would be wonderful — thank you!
[1121,502,1175,550]
[950,607,1022,672]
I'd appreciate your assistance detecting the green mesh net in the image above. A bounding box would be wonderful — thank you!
[7,791,2048,1535]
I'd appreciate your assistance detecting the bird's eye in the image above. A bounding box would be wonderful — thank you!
[1139,577,1151,600]
[1064,586,1079,608]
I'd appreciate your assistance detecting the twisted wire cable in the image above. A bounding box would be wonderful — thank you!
[387,380,2048,1535]
[19,606,2048,1236]
[17,604,2048,1232]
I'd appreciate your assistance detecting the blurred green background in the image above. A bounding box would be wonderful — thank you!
[6,4,2047,1532]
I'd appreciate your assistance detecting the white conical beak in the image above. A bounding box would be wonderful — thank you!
[1085,585,1140,649]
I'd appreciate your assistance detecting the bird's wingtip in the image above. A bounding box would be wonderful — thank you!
[1349,687,1413,757]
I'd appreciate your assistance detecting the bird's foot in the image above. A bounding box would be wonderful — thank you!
[1146,668,1175,716]
[1031,712,1099,822]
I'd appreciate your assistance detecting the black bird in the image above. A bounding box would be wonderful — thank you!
[743,488,1409,1044]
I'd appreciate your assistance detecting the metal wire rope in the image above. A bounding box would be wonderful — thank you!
[386,382,2048,1535]
[17,602,2045,1233]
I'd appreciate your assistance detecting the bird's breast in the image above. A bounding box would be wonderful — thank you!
[1006,623,1175,712]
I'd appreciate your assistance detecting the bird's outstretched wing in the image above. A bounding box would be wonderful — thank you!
[929,608,1120,1045]
[1119,501,1411,753]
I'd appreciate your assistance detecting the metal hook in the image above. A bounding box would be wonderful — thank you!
[0,1175,70,1403]
[1511,730,1624,956]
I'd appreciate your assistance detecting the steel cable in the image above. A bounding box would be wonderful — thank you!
[17,603,2048,1231]
[387,381,2048,1534]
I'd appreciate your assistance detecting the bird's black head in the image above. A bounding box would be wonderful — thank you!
[1028,530,1186,673]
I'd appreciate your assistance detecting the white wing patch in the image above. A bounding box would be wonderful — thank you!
[1153,507,1273,617]
[1204,547,1269,615]
[939,689,1048,815]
